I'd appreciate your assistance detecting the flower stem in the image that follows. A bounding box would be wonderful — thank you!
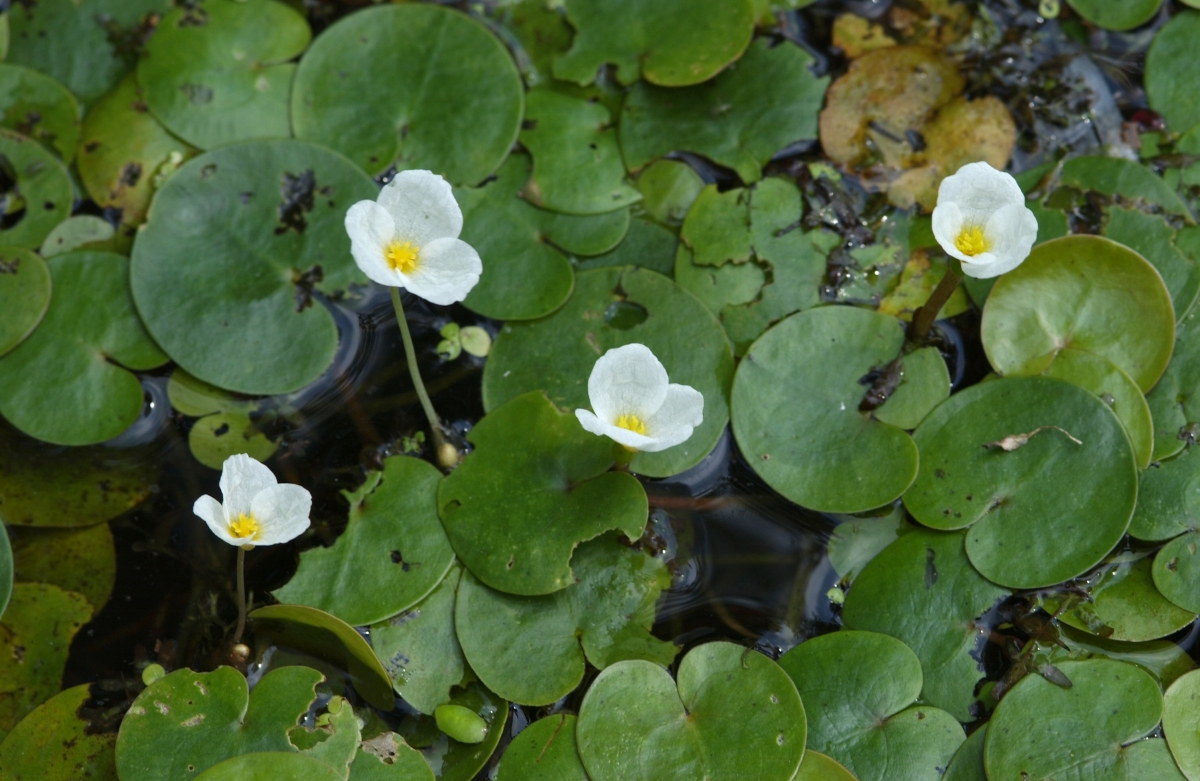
[234,546,247,645]
[390,288,449,459]
[908,266,963,345]
[612,442,636,471]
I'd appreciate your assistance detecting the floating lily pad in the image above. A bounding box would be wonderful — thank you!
[826,506,908,584]
[483,266,734,477]
[188,412,279,470]
[1153,532,1200,614]
[7,0,172,107]
[620,39,828,184]
[293,4,522,182]
[455,533,675,706]
[77,74,196,228]
[116,666,327,781]
[1164,669,1200,780]
[349,733,435,781]
[40,215,119,258]
[1147,12,1200,134]
[0,247,49,358]
[0,684,117,781]
[0,583,92,738]
[371,565,465,716]
[681,185,752,267]
[0,530,9,618]
[1051,556,1196,642]
[873,346,951,430]
[732,306,919,513]
[984,659,1162,781]
[554,0,754,87]
[0,64,80,162]
[576,217,677,276]
[139,0,310,150]
[943,725,986,781]
[130,140,377,395]
[0,129,73,250]
[904,377,1137,588]
[1104,206,1200,320]
[1059,156,1190,218]
[1119,738,1190,781]
[9,523,116,613]
[194,753,345,781]
[439,392,646,595]
[634,159,704,227]
[675,245,765,313]
[275,457,454,626]
[1065,0,1162,31]
[795,751,856,781]
[779,630,965,781]
[494,0,574,88]
[1146,307,1200,463]
[842,529,1009,721]
[577,642,806,781]
[167,368,261,418]
[981,236,1174,392]
[395,682,507,781]
[493,714,587,781]
[248,605,395,711]
[1055,625,1196,689]
[0,252,168,446]
[519,90,639,216]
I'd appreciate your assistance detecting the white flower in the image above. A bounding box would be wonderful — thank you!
[344,170,482,305]
[575,344,704,453]
[932,161,1039,279]
[193,454,312,548]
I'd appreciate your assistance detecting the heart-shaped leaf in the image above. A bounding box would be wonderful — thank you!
[493,714,588,781]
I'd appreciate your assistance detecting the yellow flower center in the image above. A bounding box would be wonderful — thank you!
[954,225,990,257]
[228,512,260,541]
[615,414,647,436]
[385,241,419,274]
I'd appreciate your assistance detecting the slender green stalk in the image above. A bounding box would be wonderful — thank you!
[390,288,448,458]
[234,546,247,644]
[612,441,636,471]
[908,266,963,345]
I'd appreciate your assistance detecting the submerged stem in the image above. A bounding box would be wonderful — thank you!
[390,288,450,462]
[908,266,964,345]
[234,546,247,645]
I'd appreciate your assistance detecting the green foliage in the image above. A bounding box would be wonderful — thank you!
[349,734,434,781]
[395,682,507,781]
[1147,12,1200,134]
[0,248,49,358]
[193,753,346,781]
[493,714,588,781]
[1164,670,1200,780]
[1146,307,1200,462]
[0,685,118,781]
[1065,0,1162,31]
[0,530,9,620]
[0,130,73,250]
[1052,556,1197,642]
[1153,532,1200,614]
[0,64,79,162]
[9,523,116,613]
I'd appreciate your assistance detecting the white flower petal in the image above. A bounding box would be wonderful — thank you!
[219,454,278,521]
[249,483,312,546]
[587,344,669,424]
[194,495,240,546]
[961,202,1039,279]
[932,161,1037,279]
[402,237,482,305]
[378,170,463,247]
[576,409,655,450]
[640,384,705,452]
[936,161,1023,224]
[932,201,971,262]
[346,200,400,287]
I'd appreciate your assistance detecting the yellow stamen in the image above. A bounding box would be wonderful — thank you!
[615,414,647,436]
[954,225,990,257]
[228,512,260,541]
[385,240,419,274]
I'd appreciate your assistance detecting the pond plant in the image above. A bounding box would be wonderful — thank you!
[7,1,1200,781]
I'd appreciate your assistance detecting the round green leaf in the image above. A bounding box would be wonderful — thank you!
[1065,0,1162,31]
[494,714,587,781]
[634,159,704,227]
[350,733,435,781]
[0,129,73,250]
[620,39,829,184]
[395,682,507,781]
[577,642,806,781]
[984,659,1162,781]
[576,217,677,276]
[1103,206,1200,320]
[40,215,118,258]
[943,725,986,781]
[0,583,92,738]
[130,140,377,395]
[842,529,1009,721]
[732,306,919,513]
[371,565,465,716]
[519,90,640,216]
[0,684,117,781]
[981,236,1175,392]
[826,507,907,584]
[1056,625,1196,690]
[482,266,733,478]
[292,4,523,182]
[1040,347,1153,470]
[194,753,345,781]
[680,184,752,268]
[872,346,951,430]
[139,0,310,150]
[9,523,116,613]
[1059,156,1190,218]
[1054,556,1196,642]
[553,0,754,87]
[1119,739,1189,781]
[0,251,168,446]
[1147,12,1200,134]
[795,751,856,781]
[115,666,327,781]
[274,456,454,626]
[439,392,646,595]
[0,247,49,357]
[904,376,1137,588]
[779,630,965,781]
[7,0,173,107]
[1165,669,1200,780]
[1154,532,1200,614]
[77,74,197,228]
[188,412,279,470]
[0,64,80,162]
[455,533,675,706]
[675,244,765,313]
[1146,306,1200,463]
[248,605,395,711]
